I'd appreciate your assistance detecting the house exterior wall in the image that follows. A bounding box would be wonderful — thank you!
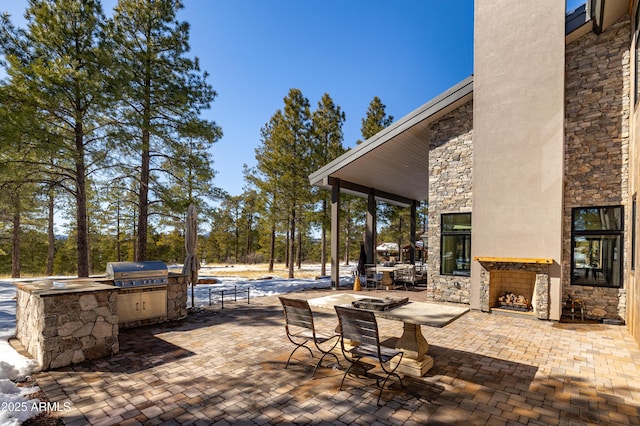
[427,100,473,303]
[471,0,566,319]
[564,16,630,321]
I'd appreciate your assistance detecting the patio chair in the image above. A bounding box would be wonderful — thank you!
[279,296,341,378]
[363,266,382,290]
[393,264,416,290]
[334,305,404,406]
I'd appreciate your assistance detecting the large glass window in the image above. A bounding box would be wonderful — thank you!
[441,213,471,276]
[571,206,623,288]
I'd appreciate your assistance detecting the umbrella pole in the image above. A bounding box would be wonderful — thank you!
[191,282,195,308]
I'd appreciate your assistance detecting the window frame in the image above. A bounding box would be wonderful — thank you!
[570,205,624,288]
[440,212,472,277]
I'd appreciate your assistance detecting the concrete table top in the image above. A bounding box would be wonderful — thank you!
[307,293,469,327]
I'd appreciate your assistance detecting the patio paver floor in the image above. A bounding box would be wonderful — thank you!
[29,287,640,425]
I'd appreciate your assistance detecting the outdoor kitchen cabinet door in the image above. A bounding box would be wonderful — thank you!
[118,290,167,322]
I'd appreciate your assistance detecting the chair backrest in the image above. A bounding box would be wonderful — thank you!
[364,265,376,279]
[279,297,314,332]
[335,305,380,349]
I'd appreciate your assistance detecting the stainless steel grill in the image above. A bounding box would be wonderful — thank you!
[106,261,169,288]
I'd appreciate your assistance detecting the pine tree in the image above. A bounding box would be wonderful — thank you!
[358,96,394,144]
[254,89,314,278]
[310,93,346,275]
[109,0,221,261]
[0,0,111,277]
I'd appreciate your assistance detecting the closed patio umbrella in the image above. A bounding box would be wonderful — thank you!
[357,243,366,276]
[182,204,199,308]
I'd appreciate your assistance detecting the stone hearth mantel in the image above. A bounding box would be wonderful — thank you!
[474,257,553,265]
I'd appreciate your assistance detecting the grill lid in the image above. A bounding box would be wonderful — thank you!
[106,261,168,287]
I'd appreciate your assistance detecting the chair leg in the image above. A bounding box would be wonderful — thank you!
[312,351,341,378]
[285,343,313,369]
[376,372,404,405]
[339,361,358,390]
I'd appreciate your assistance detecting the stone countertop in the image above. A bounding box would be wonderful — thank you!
[16,279,116,296]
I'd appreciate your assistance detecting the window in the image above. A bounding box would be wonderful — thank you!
[571,206,623,288]
[441,213,471,276]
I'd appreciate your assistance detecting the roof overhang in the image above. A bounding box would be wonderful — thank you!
[309,76,474,207]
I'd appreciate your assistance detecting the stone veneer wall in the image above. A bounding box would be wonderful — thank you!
[167,273,188,320]
[427,100,473,303]
[16,287,119,370]
[564,16,630,321]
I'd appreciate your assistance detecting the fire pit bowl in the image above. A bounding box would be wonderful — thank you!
[352,297,409,311]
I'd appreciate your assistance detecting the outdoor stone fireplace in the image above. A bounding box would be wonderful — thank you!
[476,258,551,320]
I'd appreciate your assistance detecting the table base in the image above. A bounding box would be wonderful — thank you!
[391,355,433,377]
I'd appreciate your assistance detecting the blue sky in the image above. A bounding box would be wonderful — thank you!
[2,1,585,197]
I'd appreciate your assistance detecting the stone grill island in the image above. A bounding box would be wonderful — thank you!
[15,274,188,371]
[15,280,119,370]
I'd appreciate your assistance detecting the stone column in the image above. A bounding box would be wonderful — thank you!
[534,273,550,320]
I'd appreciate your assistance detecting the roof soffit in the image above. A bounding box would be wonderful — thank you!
[309,77,474,203]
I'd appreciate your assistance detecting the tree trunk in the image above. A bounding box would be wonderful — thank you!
[137,136,150,261]
[397,216,403,263]
[137,53,152,262]
[288,208,295,278]
[246,214,252,261]
[285,226,290,268]
[116,200,121,261]
[75,121,90,277]
[344,235,350,266]
[268,222,275,273]
[344,212,352,265]
[46,189,55,276]
[11,195,20,279]
[296,227,302,269]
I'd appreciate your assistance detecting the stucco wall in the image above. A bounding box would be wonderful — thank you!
[427,100,473,303]
[472,0,565,319]
[564,16,630,321]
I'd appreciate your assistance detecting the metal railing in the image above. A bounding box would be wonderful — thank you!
[208,285,251,308]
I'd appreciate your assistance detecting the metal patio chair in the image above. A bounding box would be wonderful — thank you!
[393,264,416,290]
[334,305,404,406]
[363,265,382,290]
[279,296,341,378]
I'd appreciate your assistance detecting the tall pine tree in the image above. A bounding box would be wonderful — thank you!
[109,0,221,261]
[310,93,345,275]
[254,89,313,278]
[1,0,111,277]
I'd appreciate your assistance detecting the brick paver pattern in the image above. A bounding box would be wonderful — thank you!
[32,288,640,425]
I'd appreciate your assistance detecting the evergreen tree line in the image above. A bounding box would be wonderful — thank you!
[0,1,427,278]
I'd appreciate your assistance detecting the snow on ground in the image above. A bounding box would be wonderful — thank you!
[0,264,356,425]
